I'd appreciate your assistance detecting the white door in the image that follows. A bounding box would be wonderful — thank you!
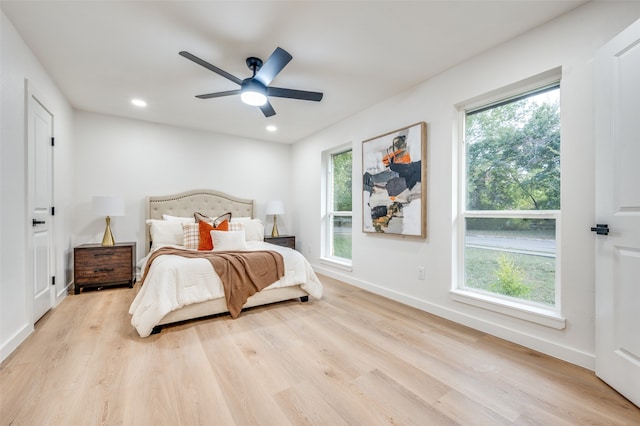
[27,82,54,322]
[595,19,640,407]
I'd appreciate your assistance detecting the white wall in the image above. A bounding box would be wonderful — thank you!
[292,2,640,369]
[73,111,293,261]
[1,11,75,361]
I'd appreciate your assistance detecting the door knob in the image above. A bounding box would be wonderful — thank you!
[590,224,609,235]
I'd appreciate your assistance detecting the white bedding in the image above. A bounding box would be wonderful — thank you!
[129,241,323,337]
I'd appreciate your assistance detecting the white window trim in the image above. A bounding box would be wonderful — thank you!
[322,144,353,267]
[319,256,353,271]
[449,289,566,329]
[453,70,564,329]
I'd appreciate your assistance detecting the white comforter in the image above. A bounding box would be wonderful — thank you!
[129,242,323,337]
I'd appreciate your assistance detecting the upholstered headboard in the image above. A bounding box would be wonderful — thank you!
[145,189,255,252]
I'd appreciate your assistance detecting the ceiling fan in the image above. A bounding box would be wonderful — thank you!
[179,47,323,117]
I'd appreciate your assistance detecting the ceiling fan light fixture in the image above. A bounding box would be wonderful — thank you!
[240,90,267,106]
[240,79,267,106]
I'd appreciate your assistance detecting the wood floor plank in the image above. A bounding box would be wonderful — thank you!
[433,389,512,425]
[195,321,293,426]
[315,292,526,421]
[274,380,351,426]
[351,368,457,425]
[277,345,393,426]
[1,274,639,425]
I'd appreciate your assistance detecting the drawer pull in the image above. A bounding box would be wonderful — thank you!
[93,252,115,257]
[94,268,115,273]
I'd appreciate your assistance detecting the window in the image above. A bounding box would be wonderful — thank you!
[324,147,352,264]
[455,77,562,323]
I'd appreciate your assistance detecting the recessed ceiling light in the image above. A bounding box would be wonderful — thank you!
[131,99,147,107]
[266,125,277,132]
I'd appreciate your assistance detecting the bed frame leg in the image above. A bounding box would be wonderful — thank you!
[151,325,162,335]
[300,296,309,303]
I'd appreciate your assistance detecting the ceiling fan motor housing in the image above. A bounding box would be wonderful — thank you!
[246,57,263,74]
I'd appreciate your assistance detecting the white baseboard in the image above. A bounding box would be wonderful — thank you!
[1,323,34,363]
[312,263,595,371]
[1,281,70,364]
[55,281,71,301]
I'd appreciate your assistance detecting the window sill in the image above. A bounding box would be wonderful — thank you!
[320,257,353,272]
[449,288,566,330]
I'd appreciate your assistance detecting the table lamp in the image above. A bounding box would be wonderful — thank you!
[92,196,125,246]
[265,200,285,238]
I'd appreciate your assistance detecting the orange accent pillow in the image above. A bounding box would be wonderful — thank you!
[198,219,229,250]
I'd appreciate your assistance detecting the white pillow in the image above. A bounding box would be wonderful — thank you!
[146,219,184,248]
[230,217,264,241]
[210,230,247,251]
[162,214,194,223]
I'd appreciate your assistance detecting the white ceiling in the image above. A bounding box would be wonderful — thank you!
[2,1,585,143]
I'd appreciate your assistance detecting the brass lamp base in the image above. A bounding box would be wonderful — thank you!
[102,216,116,246]
[271,214,279,238]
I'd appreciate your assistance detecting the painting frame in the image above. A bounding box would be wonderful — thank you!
[362,121,427,237]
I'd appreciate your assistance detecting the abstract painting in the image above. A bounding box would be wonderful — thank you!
[362,122,426,237]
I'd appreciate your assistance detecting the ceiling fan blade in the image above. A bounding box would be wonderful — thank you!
[195,89,241,99]
[254,47,292,86]
[259,101,276,117]
[267,86,323,102]
[179,51,243,86]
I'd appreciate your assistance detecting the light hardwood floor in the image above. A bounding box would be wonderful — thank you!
[1,274,638,425]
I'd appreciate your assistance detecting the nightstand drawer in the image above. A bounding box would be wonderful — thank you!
[74,260,131,284]
[75,247,130,265]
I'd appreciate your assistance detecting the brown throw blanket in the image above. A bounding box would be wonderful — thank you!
[140,247,285,318]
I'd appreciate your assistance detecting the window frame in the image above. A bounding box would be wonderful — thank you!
[321,144,353,269]
[452,70,565,329]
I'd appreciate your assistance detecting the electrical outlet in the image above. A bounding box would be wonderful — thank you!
[417,266,425,280]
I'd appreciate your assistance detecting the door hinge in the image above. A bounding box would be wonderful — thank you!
[51,276,56,286]
[51,206,55,216]
[51,137,55,147]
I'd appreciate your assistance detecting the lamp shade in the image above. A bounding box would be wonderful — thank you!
[92,196,125,217]
[265,200,285,215]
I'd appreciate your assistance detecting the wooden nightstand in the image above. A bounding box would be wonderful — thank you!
[264,235,295,250]
[74,242,136,294]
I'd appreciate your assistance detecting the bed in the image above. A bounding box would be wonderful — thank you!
[129,189,323,337]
